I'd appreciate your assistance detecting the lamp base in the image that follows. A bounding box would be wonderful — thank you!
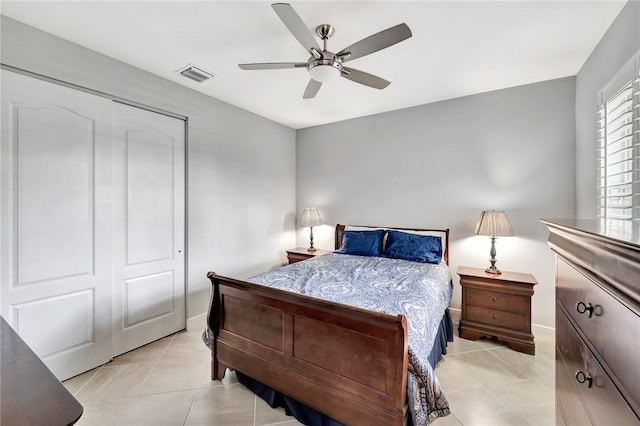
[485,266,502,274]
[307,226,317,253]
[485,236,502,274]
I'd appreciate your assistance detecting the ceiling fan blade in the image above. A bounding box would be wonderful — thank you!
[303,79,322,99]
[341,67,390,90]
[272,3,322,56]
[239,62,306,70]
[337,23,412,63]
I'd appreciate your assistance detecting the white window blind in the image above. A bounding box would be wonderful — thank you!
[597,52,640,220]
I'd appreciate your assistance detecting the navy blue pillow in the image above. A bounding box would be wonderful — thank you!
[335,230,386,257]
[383,230,442,264]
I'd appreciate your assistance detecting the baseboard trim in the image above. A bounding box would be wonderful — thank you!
[532,323,555,331]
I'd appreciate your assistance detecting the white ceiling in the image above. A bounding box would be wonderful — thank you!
[0,1,627,129]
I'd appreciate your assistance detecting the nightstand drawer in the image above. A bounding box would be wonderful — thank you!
[285,247,331,265]
[466,288,527,313]
[287,252,310,264]
[466,305,528,331]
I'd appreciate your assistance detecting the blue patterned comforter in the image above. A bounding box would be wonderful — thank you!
[248,252,452,425]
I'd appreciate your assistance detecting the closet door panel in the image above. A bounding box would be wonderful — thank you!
[16,105,94,284]
[124,271,174,327]
[1,70,113,380]
[112,103,185,356]
[126,126,174,265]
[12,289,95,357]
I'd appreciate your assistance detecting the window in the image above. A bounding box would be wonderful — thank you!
[597,51,640,220]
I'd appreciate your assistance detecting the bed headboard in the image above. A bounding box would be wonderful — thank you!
[335,224,450,265]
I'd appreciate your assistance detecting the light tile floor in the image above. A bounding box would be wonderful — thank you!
[64,317,555,426]
[431,317,555,426]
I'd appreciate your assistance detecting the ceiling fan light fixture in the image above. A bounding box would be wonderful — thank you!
[308,60,341,83]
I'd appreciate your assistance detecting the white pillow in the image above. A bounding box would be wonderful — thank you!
[344,225,386,231]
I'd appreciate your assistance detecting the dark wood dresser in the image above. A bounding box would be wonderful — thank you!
[543,219,640,425]
[1,316,83,425]
[457,266,537,354]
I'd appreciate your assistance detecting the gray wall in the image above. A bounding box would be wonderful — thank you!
[0,16,297,319]
[297,77,577,328]
[576,1,640,218]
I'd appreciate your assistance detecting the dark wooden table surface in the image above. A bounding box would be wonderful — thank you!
[1,316,83,425]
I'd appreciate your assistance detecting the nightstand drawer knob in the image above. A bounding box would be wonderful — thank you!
[575,370,593,388]
[492,296,497,302]
[492,314,497,320]
[576,301,594,318]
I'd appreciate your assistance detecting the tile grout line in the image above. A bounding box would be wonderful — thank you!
[131,331,178,398]
[442,384,485,396]
[470,342,555,423]
[183,386,200,426]
[253,394,258,426]
[68,364,104,396]
[444,347,490,356]
[482,346,537,379]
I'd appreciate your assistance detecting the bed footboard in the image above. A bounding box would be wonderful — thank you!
[206,271,409,425]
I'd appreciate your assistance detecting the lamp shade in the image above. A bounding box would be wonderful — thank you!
[300,208,323,227]
[474,210,514,237]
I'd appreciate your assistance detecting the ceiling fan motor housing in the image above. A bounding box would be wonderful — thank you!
[307,54,342,83]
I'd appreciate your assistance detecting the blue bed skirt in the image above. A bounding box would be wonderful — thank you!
[236,308,454,426]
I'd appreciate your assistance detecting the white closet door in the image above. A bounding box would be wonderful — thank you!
[112,103,185,356]
[0,71,113,380]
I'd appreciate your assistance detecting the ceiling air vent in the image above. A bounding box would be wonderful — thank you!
[177,64,214,82]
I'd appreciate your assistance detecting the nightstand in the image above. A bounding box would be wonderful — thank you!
[457,266,537,354]
[285,247,331,264]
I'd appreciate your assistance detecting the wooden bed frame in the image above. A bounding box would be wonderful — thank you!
[206,224,450,425]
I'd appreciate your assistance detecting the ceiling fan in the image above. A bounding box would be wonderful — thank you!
[239,3,412,99]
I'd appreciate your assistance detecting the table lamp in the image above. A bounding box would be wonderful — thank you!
[300,208,323,252]
[474,210,514,274]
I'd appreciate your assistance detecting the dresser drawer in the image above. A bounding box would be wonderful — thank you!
[556,304,639,425]
[465,287,527,313]
[557,258,640,414]
[556,346,591,426]
[466,305,528,332]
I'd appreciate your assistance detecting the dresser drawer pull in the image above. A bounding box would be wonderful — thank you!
[576,301,594,318]
[492,296,497,302]
[575,370,593,388]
